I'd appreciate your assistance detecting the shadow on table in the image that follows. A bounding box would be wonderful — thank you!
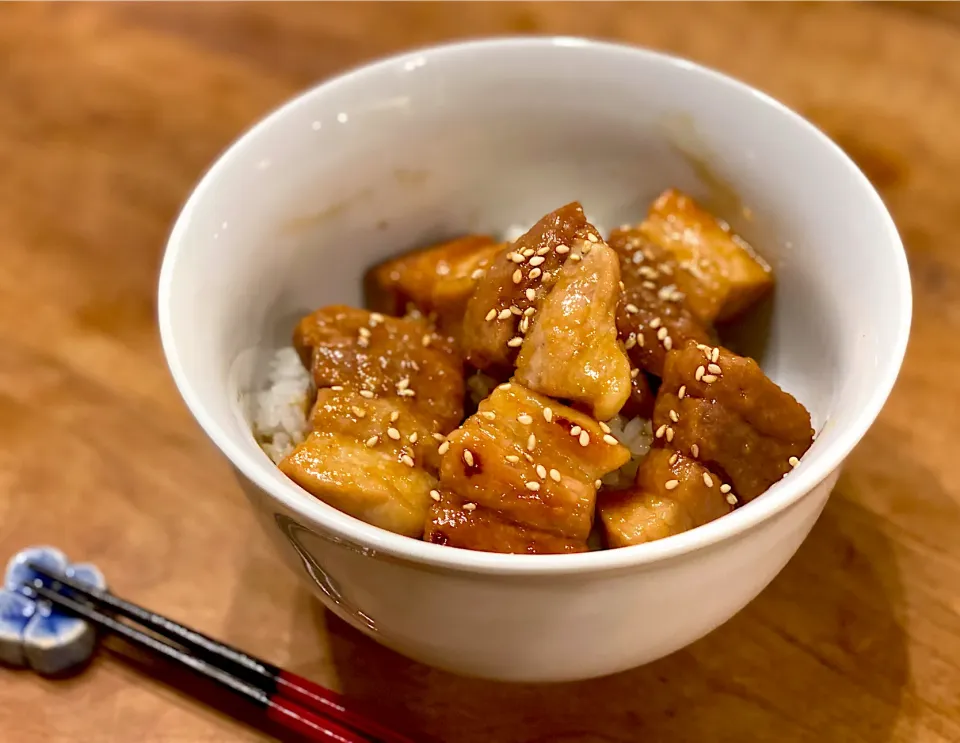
[318,477,912,743]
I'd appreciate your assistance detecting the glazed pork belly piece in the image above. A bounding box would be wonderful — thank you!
[280,306,465,537]
[461,203,632,419]
[364,235,503,342]
[599,449,732,547]
[424,382,630,553]
[609,227,713,378]
[637,189,774,324]
[651,340,814,503]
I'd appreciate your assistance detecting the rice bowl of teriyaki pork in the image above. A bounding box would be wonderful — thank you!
[158,38,911,681]
[253,192,813,554]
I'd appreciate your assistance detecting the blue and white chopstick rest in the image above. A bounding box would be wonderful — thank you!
[0,546,104,675]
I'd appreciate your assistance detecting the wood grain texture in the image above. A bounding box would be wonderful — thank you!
[0,3,957,741]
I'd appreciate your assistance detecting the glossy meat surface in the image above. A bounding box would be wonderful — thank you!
[294,305,464,431]
[515,238,632,420]
[599,449,732,547]
[425,491,587,554]
[363,235,502,341]
[461,202,602,377]
[609,227,713,378]
[423,382,630,553]
[653,340,814,502]
[639,189,774,323]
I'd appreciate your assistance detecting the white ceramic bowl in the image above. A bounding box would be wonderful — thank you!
[158,38,911,682]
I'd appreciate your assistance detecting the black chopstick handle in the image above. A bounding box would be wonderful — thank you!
[24,584,370,743]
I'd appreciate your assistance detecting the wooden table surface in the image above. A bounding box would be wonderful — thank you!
[2,3,959,741]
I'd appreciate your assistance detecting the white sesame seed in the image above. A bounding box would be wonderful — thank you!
[631,368,640,378]
[696,343,710,351]
[637,333,645,347]
[408,432,419,444]
[529,256,545,267]
[599,421,611,434]
[497,308,512,320]
[509,252,525,263]
[506,455,520,463]
[789,456,800,467]
[556,244,570,254]
[330,385,344,391]
[438,441,450,455]
[422,334,432,347]
[624,303,639,314]
[550,469,562,482]
[522,249,535,257]
[396,378,410,391]
[370,313,384,325]
[711,347,720,363]
[525,288,536,301]
[481,411,496,421]
[510,305,522,316]
[619,280,626,291]
[526,481,541,492]
[587,233,599,243]
[517,414,533,425]
[513,269,522,284]
[570,425,582,436]
[643,281,657,290]
[669,409,679,422]
[358,327,371,338]
[528,268,542,280]
[536,246,550,256]
[527,434,536,451]
[471,269,485,280]
[703,472,714,488]
[365,436,379,447]
[720,483,732,494]
[357,337,369,348]
[669,452,679,465]
[702,374,718,383]
[399,388,416,398]
[678,385,686,399]
[401,454,415,468]
[349,406,363,418]
[649,317,662,329]
[663,336,673,350]
[499,383,512,390]
[579,431,590,447]
[387,427,401,441]
[507,337,524,348]
[463,502,477,511]
[390,411,399,422]
[708,363,722,375]
[536,464,547,479]
[655,424,667,439]
[726,493,738,505]
[543,407,553,423]
[432,432,445,441]
[603,434,619,446]
[360,390,375,399]
[665,479,680,491]
[463,449,475,466]
[657,327,668,341]
[524,307,536,317]
[625,334,637,350]
[695,366,705,381]
[430,489,441,502]
[666,427,675,443]
[485,309,497,322]
[691,443,700,458]
[569,254,582,262]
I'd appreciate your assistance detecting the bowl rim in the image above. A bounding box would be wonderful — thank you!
[158,36,912,577]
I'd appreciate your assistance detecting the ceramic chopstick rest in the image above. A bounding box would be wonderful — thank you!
[0,546,105,675]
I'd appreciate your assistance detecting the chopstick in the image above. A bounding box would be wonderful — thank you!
[23,563,419,743]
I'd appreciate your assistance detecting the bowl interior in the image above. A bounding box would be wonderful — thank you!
[159,38,909,568]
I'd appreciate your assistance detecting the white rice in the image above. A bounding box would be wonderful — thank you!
[601,414,654,489]
[251,347,313,464]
